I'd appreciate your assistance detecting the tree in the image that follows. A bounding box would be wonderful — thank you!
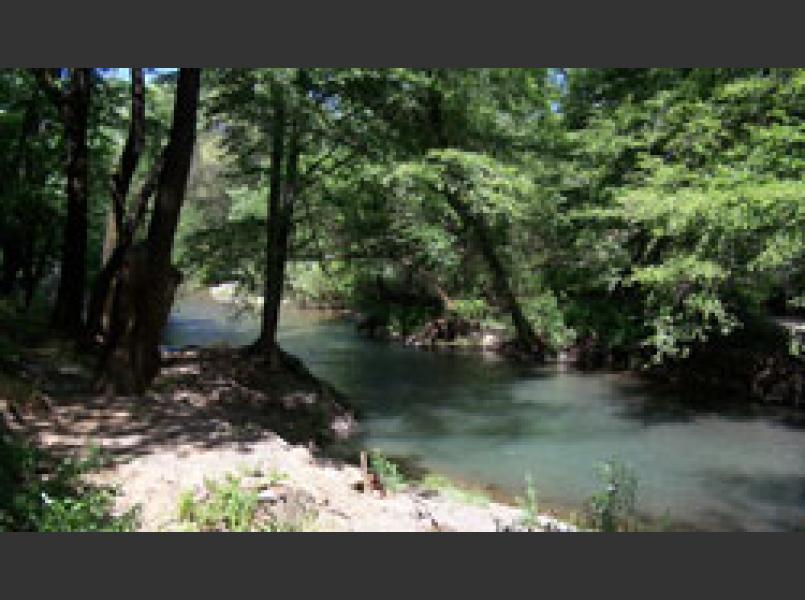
[0,70,61,308]
[198,68,395,364]
[86,68,149,339]
[98,68,201,393]
[32,68,93,335]
[378,69,557,356]
[556,68,805,363]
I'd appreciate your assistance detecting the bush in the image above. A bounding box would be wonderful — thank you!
[178,474,260,532]
[451,298,491,322]
[287,261,356,307]
[583,458,638,532]
[177,473,302,532]
[523,291,576,350]
[0,436,139,532]
[368,451,406,493]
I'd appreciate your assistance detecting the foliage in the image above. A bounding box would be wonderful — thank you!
[287,261,358,306]
[177,473,301,532]
[582,458,638,532]
[419,473,490,507]
[559,69,805,363]
[368,450,406,492]
[3,67,804,404]
[516,473,540,529]
[0,436,138,532]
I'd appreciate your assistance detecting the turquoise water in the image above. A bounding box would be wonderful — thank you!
[164,291,805,531]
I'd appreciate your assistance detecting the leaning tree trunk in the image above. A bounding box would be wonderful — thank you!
[444,189,544,356]
[86,68,146,338]
[132,68,200,391]
[99,68,200,394]
[51,68,91,336]
[427,73,544,358]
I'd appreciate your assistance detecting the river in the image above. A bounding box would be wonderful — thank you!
[163,290,805,531]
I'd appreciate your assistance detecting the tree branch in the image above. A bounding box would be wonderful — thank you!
[111,68,146,233]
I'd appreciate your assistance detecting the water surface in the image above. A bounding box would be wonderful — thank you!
[164,291,805,531]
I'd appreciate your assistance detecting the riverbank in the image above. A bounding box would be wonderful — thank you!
[163,286,805,529]
[346,306,805,410]
[1,319,577,532]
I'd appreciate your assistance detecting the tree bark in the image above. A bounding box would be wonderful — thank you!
[16,93,49,308]
[86,68,149,338]
[0,235,21,295]
[50,68,92,336]
[257,82,286,363]
[111,68,146,232]
[97,67,145,269]
[132,67,200,391]
[98,68,200,393]
[87,155,163,339]
[269,109,300,368]
[252,77,303,370]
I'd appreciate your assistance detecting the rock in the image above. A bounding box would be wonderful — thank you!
[209,282,238,303]
[330,414,359,440]
[481,334,499,348]
[257,489,283,503]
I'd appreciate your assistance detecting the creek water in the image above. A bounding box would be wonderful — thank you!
[163,290,805,531]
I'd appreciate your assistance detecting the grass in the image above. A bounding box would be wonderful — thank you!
[235,463,288,486]
[176,472,307,532]
[516,474,540,529]
[177,474,261,531]
[419,473,490,507]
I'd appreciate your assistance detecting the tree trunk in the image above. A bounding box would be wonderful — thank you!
[269,110,300,368]
[20,221,37,308]
[444,189,543,355]
[0,236,21,295]
[18,101,48,309]
[111,68,146,230]
[51,68,91,336]
[257,82,287,364]
[86,68,146,338]
[252,78,303,370]
[87,156,163,339]
[100,208,118,267]
[427,74,544,358]
[99,68,200,394]
[133,67,200,391]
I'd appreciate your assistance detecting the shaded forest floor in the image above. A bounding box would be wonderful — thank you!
[1,325,575,532]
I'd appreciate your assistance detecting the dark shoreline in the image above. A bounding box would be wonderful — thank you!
[304,303,805,415]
